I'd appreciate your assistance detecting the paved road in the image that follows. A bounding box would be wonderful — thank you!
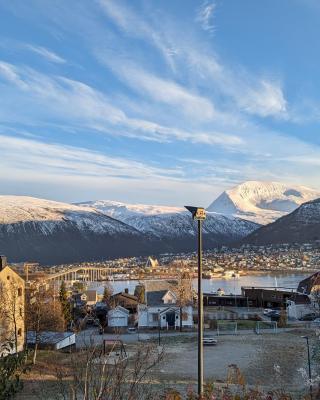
[75,326,308,348]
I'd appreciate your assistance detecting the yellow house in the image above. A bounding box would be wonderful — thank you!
[0,256,25,353]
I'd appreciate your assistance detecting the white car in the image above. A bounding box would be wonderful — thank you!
[263,308,273,315]
[312,318,320,325]
[203,336,218,346]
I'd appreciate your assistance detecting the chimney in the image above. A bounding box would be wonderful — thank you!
[0,255,7,271]
[124,288,129,294]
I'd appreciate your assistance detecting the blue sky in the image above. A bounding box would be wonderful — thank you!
[0,0,320,206]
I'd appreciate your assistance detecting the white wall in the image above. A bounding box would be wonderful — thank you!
[108,308,129,327]
[55,334,76,350]
[138,305,193,328]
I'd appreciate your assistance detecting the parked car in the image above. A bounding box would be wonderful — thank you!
[299,313,317,321]
[263,308,274,315]
[127,327,137,333]
[203,336,218,346]
[312,318,320,325]
[265,310,280,317]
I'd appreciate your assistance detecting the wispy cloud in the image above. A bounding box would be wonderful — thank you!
[97,56,216,121]
[98,0,178,69]
[0,134,181,180]
[0,61,243,149]
[24,44,66,63]
[196,1,216,34]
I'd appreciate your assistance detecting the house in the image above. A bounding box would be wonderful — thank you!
[83,290,98,306]
[287,293,312,320]
[108,306,129,330]
[0,256,25,354]
[73,290,98,307]
[27,331,76,350]
[241,287,295,308]
[137,280,193,330]
[110,289,138,313]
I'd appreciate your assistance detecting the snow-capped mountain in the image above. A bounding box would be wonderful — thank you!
[77,199,259,251]
[207,181,320,225]
[0,195,259,265]
[0,196,147,264]
[241,198,320,245]
[76,200,184,222]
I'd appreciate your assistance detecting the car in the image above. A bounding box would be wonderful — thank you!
[203,336,218,346]
[263,308,274,315]
[265,310,280,317]
[127,327,137,333]
[299,313,317,321]
[312,318,320,325]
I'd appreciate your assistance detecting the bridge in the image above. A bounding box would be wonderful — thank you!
[44,266,112,283]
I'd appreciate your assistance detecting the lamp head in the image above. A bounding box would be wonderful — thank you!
[184,206,206,221]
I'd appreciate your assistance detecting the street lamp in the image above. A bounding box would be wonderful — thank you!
[158,308,161,346]
[185,206,206,397]
[301,336,313,399]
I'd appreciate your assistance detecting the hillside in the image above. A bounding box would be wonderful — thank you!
[240,198,320,245]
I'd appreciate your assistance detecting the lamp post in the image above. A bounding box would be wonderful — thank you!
[158,308,161,346]
[185,206,206,397]
[301,336,312,399]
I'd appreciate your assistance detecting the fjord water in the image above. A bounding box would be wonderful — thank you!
[91,272,311,295]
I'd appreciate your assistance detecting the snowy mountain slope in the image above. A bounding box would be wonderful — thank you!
[0,195,259,264]
[76,199,259,250]
[0,196,149,264]
[207,181,320,225]
[112,211,258,239]
[241,198,320,245]
[76,200,184,222]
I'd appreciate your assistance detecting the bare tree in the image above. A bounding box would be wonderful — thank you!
[176,270,193,332]
[25,281,65,364]
[49,341,164,400]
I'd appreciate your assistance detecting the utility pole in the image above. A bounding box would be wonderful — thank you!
[302,336,313,399]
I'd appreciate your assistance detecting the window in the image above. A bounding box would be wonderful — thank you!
[18,328,22,336]
[18,288,22,297]
[151,313,159,322]
[19,307,23,317]
[7,275,10,280]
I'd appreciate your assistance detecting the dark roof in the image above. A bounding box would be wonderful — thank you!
[147,290,172,306]
[27,331,74,345]
[111,292,138,302]
[289,293,311,304]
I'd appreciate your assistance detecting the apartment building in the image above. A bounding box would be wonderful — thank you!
[0,255,25,353]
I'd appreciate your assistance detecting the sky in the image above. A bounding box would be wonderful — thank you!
[0,0,320,206]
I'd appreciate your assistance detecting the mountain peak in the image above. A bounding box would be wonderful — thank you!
[207,181,320,225]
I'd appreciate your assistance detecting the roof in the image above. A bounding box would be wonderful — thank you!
[111,292,138,302]
[288,293,311,304]
[84,290,98,302]
[144,280,178,294]
[108,305,130,315]
[146,290,174,306]
[27,331,74,345]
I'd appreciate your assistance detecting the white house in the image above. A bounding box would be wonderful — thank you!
[286,293,312,320]
[137,281,193,330]
[108,306,129,328]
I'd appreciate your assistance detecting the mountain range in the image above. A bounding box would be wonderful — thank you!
[0,195,258,264]
[0,180,319,265]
